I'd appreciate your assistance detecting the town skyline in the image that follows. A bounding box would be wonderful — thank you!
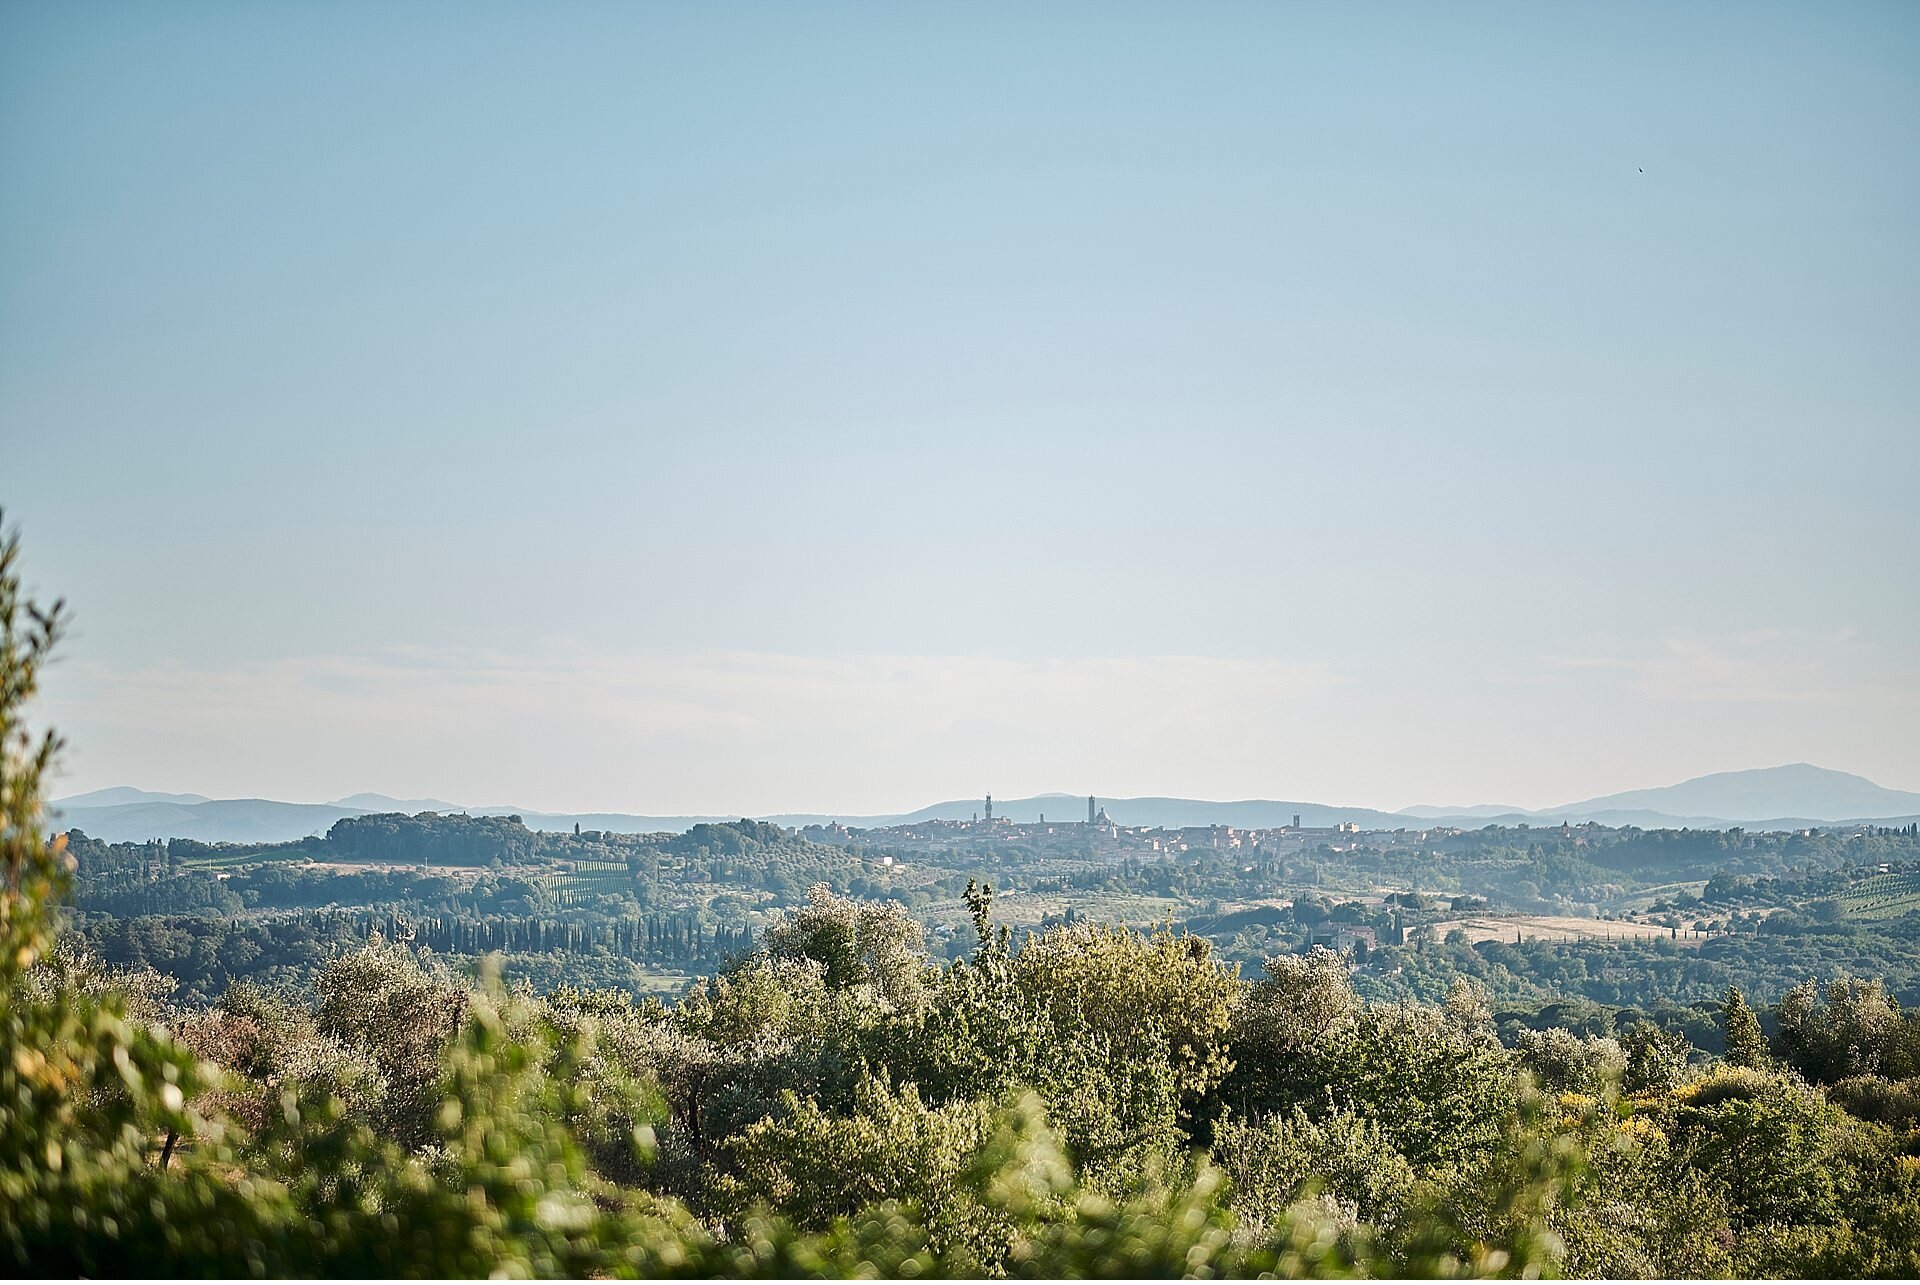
[48,762,1920,849]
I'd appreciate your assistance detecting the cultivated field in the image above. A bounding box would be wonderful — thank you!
[1841,870,1920,920]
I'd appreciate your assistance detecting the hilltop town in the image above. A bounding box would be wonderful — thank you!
[802,792,1598,859]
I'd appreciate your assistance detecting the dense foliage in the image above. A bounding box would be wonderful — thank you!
[8,518,1920,1277]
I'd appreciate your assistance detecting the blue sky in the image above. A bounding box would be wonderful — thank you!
[3,1,1916,813]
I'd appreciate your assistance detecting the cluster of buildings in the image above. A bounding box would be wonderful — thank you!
[806,796,1461,860]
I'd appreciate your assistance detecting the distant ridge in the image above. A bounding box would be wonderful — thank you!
[1402,764,1920,830]
[48,797,365,845]
[329,792,470,813]
[49,763,1920,845]
[1550,764,1920,825]
[53,786,211,808]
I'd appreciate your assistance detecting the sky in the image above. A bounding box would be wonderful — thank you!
[3,1,1917,815]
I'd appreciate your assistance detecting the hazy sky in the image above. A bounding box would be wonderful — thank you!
[4,1,1917,814]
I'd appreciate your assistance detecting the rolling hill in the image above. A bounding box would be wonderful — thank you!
[1550,764,1920,825]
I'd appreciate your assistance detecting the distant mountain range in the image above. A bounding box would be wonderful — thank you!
[55,786,213,808]
[1399,764,1920,832]
[48,764,1920,846]
[1558,764,1920,824]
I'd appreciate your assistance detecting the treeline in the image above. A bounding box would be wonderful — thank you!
[149,811,544,869]
[70,817,544,884]
[322,811,541,864]
[409,911,752,966]
[73,908,755,1005]
[1363,917,1920,1011]
[665,818,789,855]
[1437,823,1920,881]
[66,814,879,931]
[225,863,549,915]
[69,833,554,917]
[75,912,371,1000]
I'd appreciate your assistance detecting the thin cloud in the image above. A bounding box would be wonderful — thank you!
[44,648,1339,814]
[1552,629,1892,706]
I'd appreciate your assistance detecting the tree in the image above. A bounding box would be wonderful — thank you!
[762,884,932,1012]
[1214,1105,1416,1230]
[1215,947,1360,1112]
[1513,1027,1626,1096]
[312,938,469,1146]
[1774,977,1907,1083]
[0,513,67,974]
[1665,1068,1851,1232]
[721,1070,1003,1265]
[1720,985,1768,1068]
[1620,1023,1692,1096]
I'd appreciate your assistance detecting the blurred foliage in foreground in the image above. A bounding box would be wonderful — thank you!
[5,517,1920,1278]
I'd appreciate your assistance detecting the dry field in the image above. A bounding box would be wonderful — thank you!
[1427,914,1693,946]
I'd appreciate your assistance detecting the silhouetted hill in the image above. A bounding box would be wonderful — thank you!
[1551,764,1920,824]
[328,792,469,813]
[1404,765,1920,829]
[51,797,360,844]
[53,786,210,808]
